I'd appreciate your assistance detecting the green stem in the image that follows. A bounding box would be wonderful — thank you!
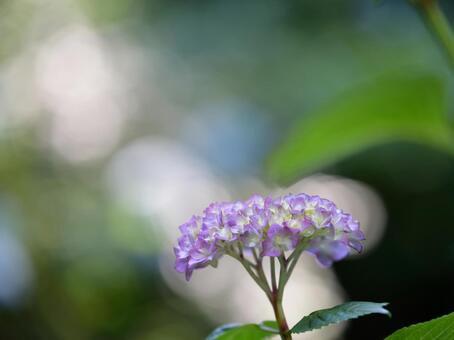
[227,249,271,297]
[242,260,271,298]
[270,257,277,292]
[277,255,287,300]
[254,250,272,295]
[230,247,299,339]
[413,0,454,70]
[285,239,309,283]
[271,286,292,340]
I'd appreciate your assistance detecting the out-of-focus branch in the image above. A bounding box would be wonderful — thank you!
[412,0,454,70]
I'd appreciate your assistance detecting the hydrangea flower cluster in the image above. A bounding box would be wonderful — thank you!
[174,193,364,280]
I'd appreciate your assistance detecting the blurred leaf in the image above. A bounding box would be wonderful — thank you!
[206,321,278,340]
[267,74,454,183]
[0,0,36,62]
[385,311,454,339]
[79,0,134,25]
[291,301,391,334]
[259,321,280,333]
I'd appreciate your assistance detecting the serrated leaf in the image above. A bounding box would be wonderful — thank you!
[385,311,454,339]
[267,74,454,183]
[291,301,391,334]
[206,321,278,340]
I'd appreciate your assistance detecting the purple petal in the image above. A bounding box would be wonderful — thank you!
[175,258,188,273]
[314,252,333,267]
[262,238,281,257]
[173,192,365,279]
[185,268,193,281]
[328,240,349,261]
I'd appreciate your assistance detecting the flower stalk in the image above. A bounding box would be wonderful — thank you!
[234,249,295,339]
[271,291,292,340]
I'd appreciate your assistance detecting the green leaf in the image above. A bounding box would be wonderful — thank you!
[385,311,454,340]
[206,321,279,340]
[258,321,280,334]
[291,301,391,334]
[267,74,454,183]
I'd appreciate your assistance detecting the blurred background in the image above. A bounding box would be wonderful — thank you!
[1,0,454,339]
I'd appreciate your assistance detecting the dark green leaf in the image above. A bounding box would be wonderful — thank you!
[385,311,454,339]
[267,74,454,183]
[206,321,279,340]
[291,301,391,334]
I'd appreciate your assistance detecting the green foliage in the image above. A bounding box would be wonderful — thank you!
[291,301,391,334]
[385,311,454,339]
[206,321,278,340]
[267,74,454,183]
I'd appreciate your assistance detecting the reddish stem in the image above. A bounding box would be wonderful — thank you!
[271,290,292,340]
